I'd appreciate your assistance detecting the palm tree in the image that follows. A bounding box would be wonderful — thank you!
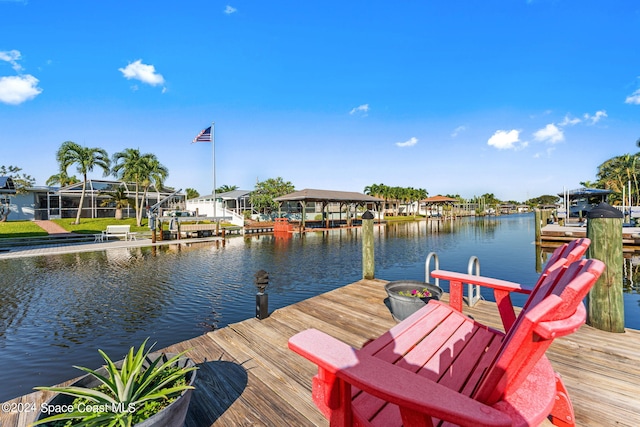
[216,184,238,193]
[407,187,428,218]
[597,154,640,205]
[185,188,200,200]
[46,170,80,187]
[364,184,382,198]
[56,141,111,224]
[112,148,145,224]
[112,149,169,226]
[99,186,132,220]
[389,186,404,216]
[579,180,599,188]
[137,155,169,226]
[365,183,391,216]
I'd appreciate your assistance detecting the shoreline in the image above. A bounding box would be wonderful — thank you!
[0,236,225,260]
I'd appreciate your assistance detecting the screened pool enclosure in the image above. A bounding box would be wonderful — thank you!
[7,179,184,220]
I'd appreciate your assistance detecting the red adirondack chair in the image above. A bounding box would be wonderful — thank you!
[436,238,591,331]
[289,257,604,427]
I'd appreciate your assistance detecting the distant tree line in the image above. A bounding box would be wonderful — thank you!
[364,183,428,216]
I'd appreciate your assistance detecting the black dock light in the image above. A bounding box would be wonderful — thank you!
[255,269,269,320]
[362,210,374,220]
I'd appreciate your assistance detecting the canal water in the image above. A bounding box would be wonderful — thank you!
[1,214,638,402]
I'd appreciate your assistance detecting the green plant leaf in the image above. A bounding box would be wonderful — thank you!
[115,339,156,403]
[30,408,126,426]
[72,365,118,395]
[98,348,125,397]
[131,353,194,401]
[32,385,117,405]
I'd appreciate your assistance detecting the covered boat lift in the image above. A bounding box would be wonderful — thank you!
[558,188,613,218]
[274,189,382,230]
[421,195,459,218]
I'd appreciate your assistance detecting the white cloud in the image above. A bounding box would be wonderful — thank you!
[225,5,237,14]
[118,60,165,87]
[583,110,607,124]
[0,74,42,105]
[349,103,369,116]
[533,123,564,144]
[559,114,581,126]
[451,125,466,137]
[395,137,418,148]
[487,129,521,150]
[0,49,23,72]
[625,89,640,105]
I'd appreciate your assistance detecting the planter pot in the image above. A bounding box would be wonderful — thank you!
[36,352,196,427]
[384,280,443,322]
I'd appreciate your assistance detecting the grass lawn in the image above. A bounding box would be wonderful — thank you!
[0,221,49,238]
[51,218,149,234]
[51,218,235,234]
[0,217,237,239]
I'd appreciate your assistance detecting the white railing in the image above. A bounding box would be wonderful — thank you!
[185,200,245,226]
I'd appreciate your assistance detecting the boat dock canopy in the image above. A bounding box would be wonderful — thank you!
[559,187,613,197]
[274,188,382,204]
[0,177,16,194]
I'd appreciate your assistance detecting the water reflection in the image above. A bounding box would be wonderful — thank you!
[624,256,640,293]
[0,214,638,402]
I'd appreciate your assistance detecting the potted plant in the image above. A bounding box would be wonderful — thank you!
[33,339,197,427]
[384,280,443,322]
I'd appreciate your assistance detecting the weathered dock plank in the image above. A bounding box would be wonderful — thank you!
[1,278,639,427]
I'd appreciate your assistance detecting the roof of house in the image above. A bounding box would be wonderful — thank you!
[422,195,458,204]
[58,179,180,195]
[0,176,16,194]
[559,187,613,197]
[190,190,252,201]
[219,190,252,199]
[274,188,382,203]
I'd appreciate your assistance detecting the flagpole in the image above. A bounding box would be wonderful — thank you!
[212,121,216,219]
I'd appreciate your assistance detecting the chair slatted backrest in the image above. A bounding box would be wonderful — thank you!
[521,238,590,313]
[472,257,605,405]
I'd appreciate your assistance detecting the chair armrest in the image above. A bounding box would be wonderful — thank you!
[430,270,532,331]
[430,270,530,293]
[289,329,511,427]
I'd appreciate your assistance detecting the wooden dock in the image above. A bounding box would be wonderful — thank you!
[541,224,640,250]
[2,279,639,426]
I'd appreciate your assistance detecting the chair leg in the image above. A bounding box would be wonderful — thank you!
[312,372,353,426]
[548,373,576,427]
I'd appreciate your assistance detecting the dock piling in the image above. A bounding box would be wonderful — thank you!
[586,203,625,333]
[362,210,375,279]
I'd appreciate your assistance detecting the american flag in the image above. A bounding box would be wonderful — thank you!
[192,126,212,143]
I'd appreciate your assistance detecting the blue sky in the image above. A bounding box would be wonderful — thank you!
[1,0,639,202]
